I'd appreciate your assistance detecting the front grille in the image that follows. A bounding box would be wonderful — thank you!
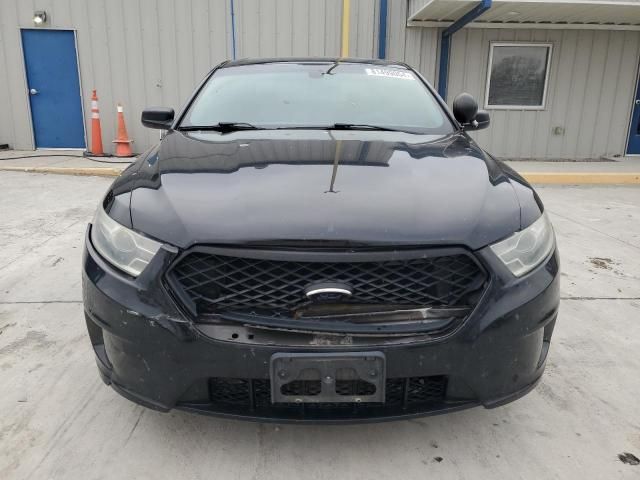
[207,376,448,419]
[169,249,486,317]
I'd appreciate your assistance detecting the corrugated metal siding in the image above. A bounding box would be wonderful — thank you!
[446,28,640,159]
[0,0,232,152]
[349,0,377,58]
[0,0,371,152]
[0,9,18,148]
[389,17,640,159]
[1,0,639,160]
[384,4,640,159]
[236,0,338,57]
[0,1,33,150]
[386,0,439,83]
[234,0,376,59]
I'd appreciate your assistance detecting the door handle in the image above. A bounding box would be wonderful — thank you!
[29,88,39,95]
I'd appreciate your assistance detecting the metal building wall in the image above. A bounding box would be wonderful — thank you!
[2,0,638,159]
[348,0,378,58]
[0,0,233,152]
[0,0,378,153]
[234,0,342,57]
[234,0,377,59]
[447,28,640,160]
[382,5,640,160]
[386,0,439,83]
[388,6,640,159]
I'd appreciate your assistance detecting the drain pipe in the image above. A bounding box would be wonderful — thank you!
[341,0,351,57]
[378,0,388,59]
[437,0,491,101]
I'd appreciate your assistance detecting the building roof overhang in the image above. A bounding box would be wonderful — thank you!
[408,0,640,30]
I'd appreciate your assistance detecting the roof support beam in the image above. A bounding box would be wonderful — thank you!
[438,0,492,100]
[410,20,640,30]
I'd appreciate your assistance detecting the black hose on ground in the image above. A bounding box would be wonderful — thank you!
[0,154,133,164]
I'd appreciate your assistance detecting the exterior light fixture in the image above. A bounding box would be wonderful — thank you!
[33,11,47,26]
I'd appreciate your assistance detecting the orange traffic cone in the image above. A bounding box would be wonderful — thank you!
[112,103,134,157]
[84,89,108,157]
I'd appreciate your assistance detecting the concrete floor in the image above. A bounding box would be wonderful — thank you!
[0,171,639,480]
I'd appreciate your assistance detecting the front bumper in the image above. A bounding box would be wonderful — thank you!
[82,226,560,423]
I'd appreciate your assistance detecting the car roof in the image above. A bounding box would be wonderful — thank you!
[221,57,410,69]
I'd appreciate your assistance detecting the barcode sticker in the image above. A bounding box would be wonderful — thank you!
[365,68,414,80]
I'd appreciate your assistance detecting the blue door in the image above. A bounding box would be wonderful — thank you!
[628,72,640,154]
[21,29,85,148]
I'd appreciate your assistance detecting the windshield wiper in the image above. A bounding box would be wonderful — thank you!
[178,122,264,133]
[180,122,413,134]
[272,123,409,133]
[331,123,407,133]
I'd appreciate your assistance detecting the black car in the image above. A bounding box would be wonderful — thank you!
[82,58,559,423]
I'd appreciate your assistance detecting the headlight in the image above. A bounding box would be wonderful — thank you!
[90,206,162,277]
[490,212,555,277]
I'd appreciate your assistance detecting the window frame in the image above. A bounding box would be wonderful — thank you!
[484,42,553,111]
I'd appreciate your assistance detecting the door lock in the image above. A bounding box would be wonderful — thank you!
[29,88,39,95]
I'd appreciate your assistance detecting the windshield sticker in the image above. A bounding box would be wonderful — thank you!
[365,68,414,80]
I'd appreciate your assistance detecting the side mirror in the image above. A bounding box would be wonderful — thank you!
[472,110,490,131]
[141,107,174,129]
[452,93,490,131]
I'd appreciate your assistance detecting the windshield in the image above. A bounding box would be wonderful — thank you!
[179,62,454,134]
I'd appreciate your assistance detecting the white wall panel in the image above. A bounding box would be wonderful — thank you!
[1,0,638,160]
[235,0,347,58]
[447,28,640,159]
[1,0,369,152]
[349,0,376,58]
[386,0,439,82]
[0,16,17,147]
[0,0,34,149]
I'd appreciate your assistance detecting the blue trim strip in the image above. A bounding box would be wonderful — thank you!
[230,0,237,60]
[378,0,388,59]
[438,35,451,100]
[437,0,492,100]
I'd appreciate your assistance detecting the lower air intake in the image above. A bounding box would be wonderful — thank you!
[206,375,449,420]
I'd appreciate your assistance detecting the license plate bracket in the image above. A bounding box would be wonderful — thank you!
[270,352,385,404]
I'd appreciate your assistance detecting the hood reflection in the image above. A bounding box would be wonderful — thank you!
[122,129,520,249]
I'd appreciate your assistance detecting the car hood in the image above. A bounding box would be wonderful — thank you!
[125,130,522,250]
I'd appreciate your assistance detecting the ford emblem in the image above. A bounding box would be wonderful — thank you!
[304,282,353,302]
